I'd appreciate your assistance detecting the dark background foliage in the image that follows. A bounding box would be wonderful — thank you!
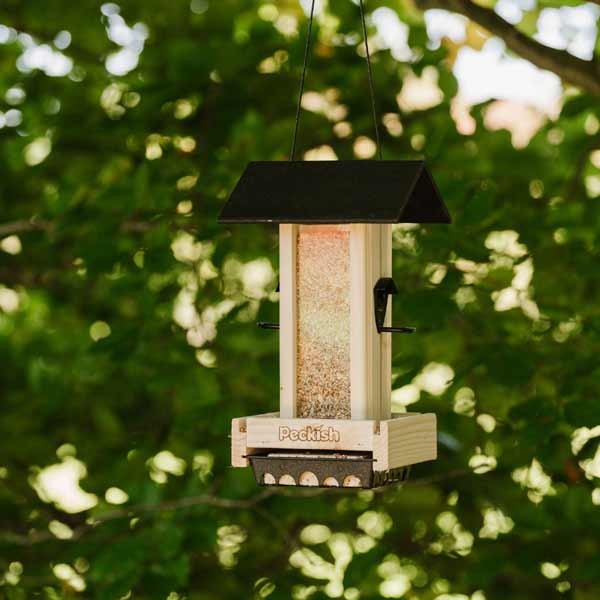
[1,0,600,598]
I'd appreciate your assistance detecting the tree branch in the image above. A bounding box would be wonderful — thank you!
[0,469,471,547]
[416,0,600,97]
[0,489,279,547]
[0,219,52,237]
[0,218,198,238]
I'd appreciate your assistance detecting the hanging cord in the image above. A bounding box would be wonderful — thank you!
[290,0,382,161]
[290,0,316,161]
[358,0,382,160]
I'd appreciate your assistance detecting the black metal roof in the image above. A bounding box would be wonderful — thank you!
[218,160,451,224]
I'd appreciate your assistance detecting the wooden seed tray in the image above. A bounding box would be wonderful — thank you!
[231,412,436,488]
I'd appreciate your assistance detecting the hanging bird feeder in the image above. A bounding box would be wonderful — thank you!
[218,0,451,489]
[219,161,450,488]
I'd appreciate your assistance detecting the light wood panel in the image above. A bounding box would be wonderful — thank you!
[350,224,373,419]
[372,413,437,471]
[246,415,376,451]
[279,224,298,418]
[231,417,248,467]
[379,224,392,420]
[350,224,391,421]
[232,412,437,471]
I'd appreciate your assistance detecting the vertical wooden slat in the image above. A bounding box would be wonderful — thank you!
[350,224,391,421]
[231,417,248,467]
[365,224,374,421]
[379,224,392,420]
[279,224,297,418]
[351,224,388,420]
[350,224,368,420]
[367,224,378,420]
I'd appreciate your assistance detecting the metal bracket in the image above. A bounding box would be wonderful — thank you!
[373,277,416,334]
[259,279,414,334]
[257,282,280,329]
[257,322,279,330]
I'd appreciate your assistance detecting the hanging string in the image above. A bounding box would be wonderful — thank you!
[358,0,382,160]
[290,0,316,161]
[290,0,382,161]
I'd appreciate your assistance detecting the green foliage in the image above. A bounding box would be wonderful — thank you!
[1,1,600,599]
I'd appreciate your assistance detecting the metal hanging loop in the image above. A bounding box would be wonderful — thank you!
[358,0,382,160]
[290,0,316,161]
[290,0,382,161]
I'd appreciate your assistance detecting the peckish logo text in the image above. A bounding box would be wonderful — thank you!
[279,425,341,443]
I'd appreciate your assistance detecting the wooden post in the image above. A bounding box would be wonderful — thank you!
[379,224,392,420]
[279,224,297,418]
[350,224,368,420]
[350,224,392,421]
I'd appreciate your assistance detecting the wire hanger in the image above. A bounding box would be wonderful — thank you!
[289,0,382,161]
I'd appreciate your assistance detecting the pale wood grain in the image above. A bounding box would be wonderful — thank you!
[350,224,368,420]
[350,224,391,421]
[246,415,376,451]
[379,224,392,420]
[373,413,437,471]
[232,413,437,471]
[231,417,248,467]
[279,224,298,418]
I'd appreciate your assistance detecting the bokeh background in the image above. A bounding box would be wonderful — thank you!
[1,0,600,598]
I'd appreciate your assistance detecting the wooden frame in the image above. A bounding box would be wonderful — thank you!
[350,224,370,420]
[279,223,394,421]
[231,412,436,471]
[378,224,392,421]
[350,224,392,420]
[220,161,451,485]
[279,224,298,418]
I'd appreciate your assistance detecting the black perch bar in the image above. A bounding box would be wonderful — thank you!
[373,277,416,334]
[257,277,417,334]
[257,322,280,330]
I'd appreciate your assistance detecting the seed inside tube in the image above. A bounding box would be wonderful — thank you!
[296,225,351,419]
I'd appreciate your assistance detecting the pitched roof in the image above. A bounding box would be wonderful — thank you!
[218,160,451,224]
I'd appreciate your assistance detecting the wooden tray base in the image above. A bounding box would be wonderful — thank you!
[232,412,435,488]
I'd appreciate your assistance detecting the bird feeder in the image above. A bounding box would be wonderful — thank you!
[219,160,451,488]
